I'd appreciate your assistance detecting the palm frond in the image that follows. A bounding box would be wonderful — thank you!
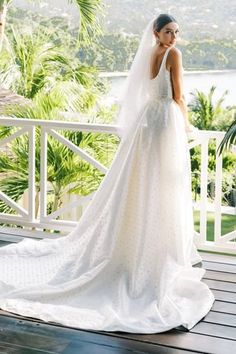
[217,119,236,155]
[0,176,28,214]
[188,86,229,130]
[69,0,104,43]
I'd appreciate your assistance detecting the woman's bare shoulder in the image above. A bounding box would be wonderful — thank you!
[169,46,182,58]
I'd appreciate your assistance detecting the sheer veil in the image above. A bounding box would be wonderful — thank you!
[114,18,156,141]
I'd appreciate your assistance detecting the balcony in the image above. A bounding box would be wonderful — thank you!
[0,117,235,353]
[0,116,235,254]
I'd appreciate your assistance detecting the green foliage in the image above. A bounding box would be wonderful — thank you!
[0,90,119,217]
[188,86,229,130]
[190,139,236,206]
[217,116,236,155]
[0,133,29,214]
[188,86,236,155]
[2,0,103,42]
[181,40,236,70]
[78,36,236,72]
[77,33,140,71]
[70,0,104,42]
[188,86,236,204]
[193,210,236,241]
[0,4,120,218]
[0,26,103,102]
[6,5,236,72]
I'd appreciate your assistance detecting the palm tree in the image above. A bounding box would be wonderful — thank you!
[188,85,228,130]
[216,117,236,155]
[1,27,71,98]
[0,26,101,102]
[188,86,236,156]
[0,0,102,52]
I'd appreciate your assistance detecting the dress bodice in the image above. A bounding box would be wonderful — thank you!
[149,46,173,102]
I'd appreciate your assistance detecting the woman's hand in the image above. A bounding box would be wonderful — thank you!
[185,123,199,136]
[185,123,198,133]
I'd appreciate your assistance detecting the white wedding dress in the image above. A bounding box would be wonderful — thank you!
[0,46,215,333]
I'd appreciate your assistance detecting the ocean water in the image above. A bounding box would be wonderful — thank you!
[102,70,236,108]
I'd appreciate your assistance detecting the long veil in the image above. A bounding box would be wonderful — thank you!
[62,17,158,240]
[114,18,156,140]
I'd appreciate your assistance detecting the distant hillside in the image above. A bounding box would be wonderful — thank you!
[12,0,236,40]
[102,0,236,40]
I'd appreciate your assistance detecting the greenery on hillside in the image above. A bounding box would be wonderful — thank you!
[78,35,236,71]
[7,6,236,72]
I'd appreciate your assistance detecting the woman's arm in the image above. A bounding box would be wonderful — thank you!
[168,47,193,132]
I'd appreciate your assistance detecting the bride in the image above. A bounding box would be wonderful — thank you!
[0,14,215,333]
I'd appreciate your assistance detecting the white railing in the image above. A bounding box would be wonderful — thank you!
[0,117,235,254]
[188,130,236,255]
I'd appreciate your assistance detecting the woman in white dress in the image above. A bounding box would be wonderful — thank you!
[0,14,215,333]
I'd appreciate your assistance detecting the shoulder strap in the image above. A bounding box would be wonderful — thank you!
[159,46,171,73]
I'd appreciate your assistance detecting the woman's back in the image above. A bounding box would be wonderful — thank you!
[150,45,172,79]
[148,45,173,105]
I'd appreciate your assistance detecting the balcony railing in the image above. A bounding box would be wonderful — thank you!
[0,116,235,255]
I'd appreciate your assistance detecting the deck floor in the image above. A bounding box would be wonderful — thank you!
[0,240,235,354]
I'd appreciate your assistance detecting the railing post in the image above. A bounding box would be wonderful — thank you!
[40,127,48,221]
[199,137,209,244]
[214,136,223,244]
[28,126,36,222]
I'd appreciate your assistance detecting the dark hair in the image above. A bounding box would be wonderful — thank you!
[153,14,178,32]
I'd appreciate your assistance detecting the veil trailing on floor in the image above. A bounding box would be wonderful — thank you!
[114,18,156,140]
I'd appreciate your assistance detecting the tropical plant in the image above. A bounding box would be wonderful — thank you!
[216,117,236,155]
[70,0,103,42]
[0,26,102,101]
[0,91,119,217]
[189,136,236,204]
[188,86,236,155]
[188,85,228,130]
[0,0,102,52]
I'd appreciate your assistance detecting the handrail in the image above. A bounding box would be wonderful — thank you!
[0,117,235,254]
[0,116,119,134]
